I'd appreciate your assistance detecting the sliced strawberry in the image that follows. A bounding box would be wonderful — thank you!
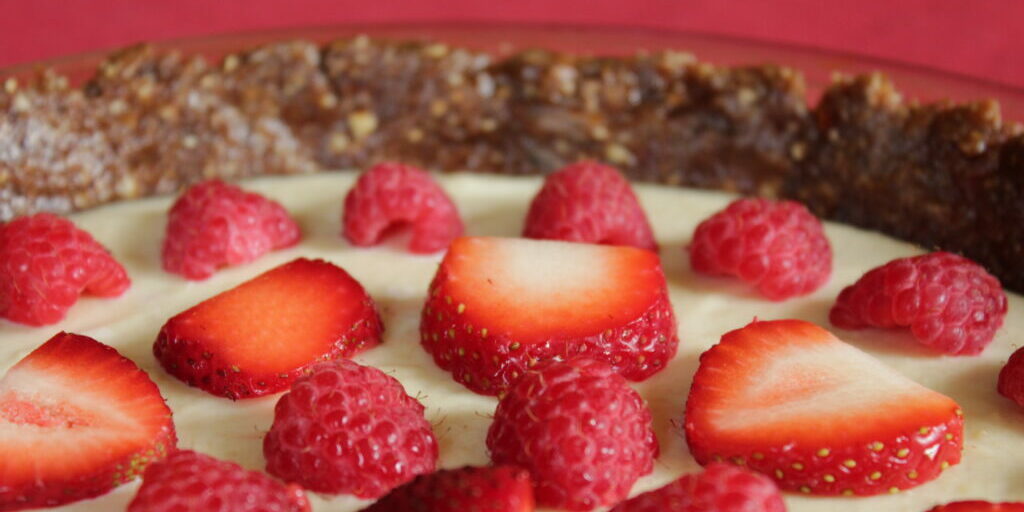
[926,502,1024,512]
[684,319,963,497]
[421,236,677,396]
[0,332,176,511]
[154,258,382,400]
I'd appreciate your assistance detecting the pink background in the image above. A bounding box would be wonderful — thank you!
[1,0,1020,88]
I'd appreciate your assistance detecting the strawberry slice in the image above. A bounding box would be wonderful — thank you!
[154,258,382,400]
[684,319,963,497]
[0,332,176,511]
[927,503,1024,512]
[421,236,677,396]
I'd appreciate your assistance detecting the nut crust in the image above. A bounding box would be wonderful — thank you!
[2,37,1022,291]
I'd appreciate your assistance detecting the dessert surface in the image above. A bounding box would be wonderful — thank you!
[0,171,1020,511]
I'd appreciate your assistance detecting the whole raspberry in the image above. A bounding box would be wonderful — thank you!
[363,465,534,512]
[162,180,300,280]
[343,162,463,253]
[609,463,785,512]
[998,347,1024,408]
[689,198,831,300]
[0,213,130,326]
[128,450,310,512]
[263,360,438,498]
[830,252,1007,355]
[486,358,658,511]
[523,161,657,251]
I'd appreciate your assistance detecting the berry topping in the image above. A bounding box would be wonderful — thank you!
[487,358,658,510]
[128,450,310,512]
[998,346,1024,408]
[0,332,175,511]
[830,252,1007,355]
[362,466,534,512]
[264,360,438,499]
[154,258,382,399]
[689,198,831,300]
[162,179,300,280]
[684,319,963,497]
[609,462,785,512]
[421,236,678,396]
[926,502,1024,512]
[523,161,657,250]
[0,212,130,326]
[343,162,463,253]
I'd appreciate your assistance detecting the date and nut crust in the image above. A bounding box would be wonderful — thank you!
[1,37,1022,291]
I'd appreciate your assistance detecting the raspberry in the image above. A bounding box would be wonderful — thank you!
[523,161,657,251]
[998,347,1024,408]
[0,213,130,326]
[162,180,300,280]
[689,198,831,300]
[830,252,1007,355]
[263,360,438,498]
[128,450,310,512]
[363,465,534,512]
[610,463,785,512]
[343,162,463,253]
[486,358,658,510]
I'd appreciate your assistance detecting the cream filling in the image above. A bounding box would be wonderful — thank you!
[1,172,1021,512]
